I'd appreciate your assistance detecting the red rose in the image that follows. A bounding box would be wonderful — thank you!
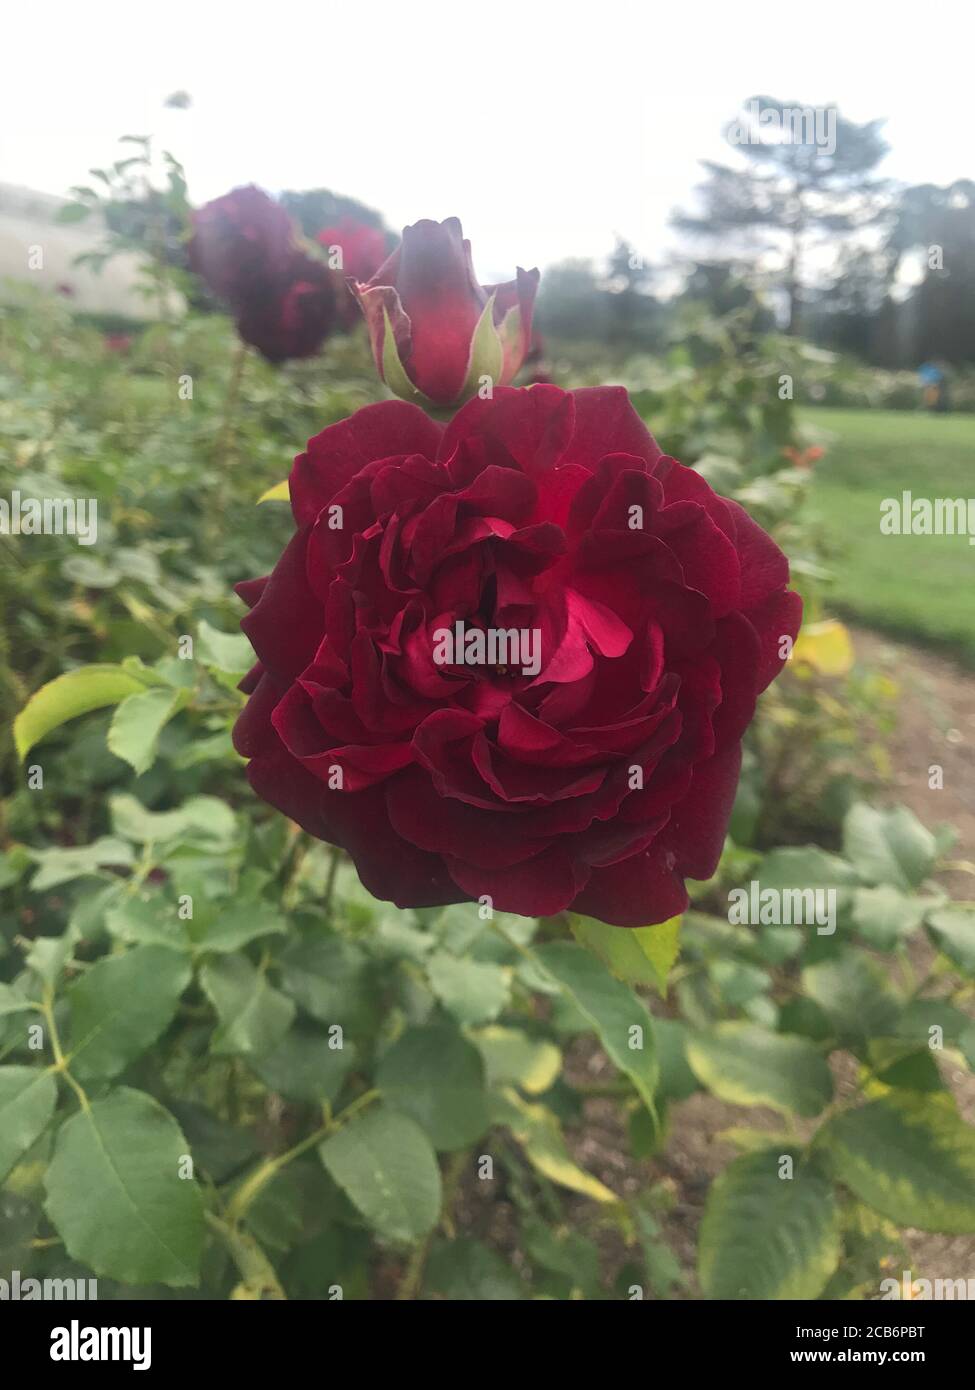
[353,217,540,409]
[235,251,336,364]
[233,385,801,926]
[189,186,296,306]
[316,218,387,284]
[190,188,336,362]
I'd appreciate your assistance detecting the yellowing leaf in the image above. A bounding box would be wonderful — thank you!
[792,620,854,676]
[494,1089,616,1204]
[569,913,682,995]
[14,664,151,760]
[257,479,290,504]
[636,916,682,993]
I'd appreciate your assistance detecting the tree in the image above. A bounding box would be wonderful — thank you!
[887,181,975,364]
[674,97,889,334]
[279,188,390,244]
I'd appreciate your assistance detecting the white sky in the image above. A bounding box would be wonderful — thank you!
[3,0,971,283]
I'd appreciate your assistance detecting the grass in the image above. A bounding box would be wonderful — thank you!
[801,407,975,665]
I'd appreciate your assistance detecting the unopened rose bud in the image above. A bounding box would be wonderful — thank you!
[352,216,539,412]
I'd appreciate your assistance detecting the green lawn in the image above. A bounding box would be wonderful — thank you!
[802,407,975,665]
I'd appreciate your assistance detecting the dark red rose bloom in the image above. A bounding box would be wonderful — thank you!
[353,217,540,409]
[233,385,801,927]
[189,186,296,305]
[190,187,336,362]
[234,251,336,364]
[316,218,387,284]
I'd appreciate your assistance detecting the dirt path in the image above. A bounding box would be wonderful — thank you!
[851,626,975,879]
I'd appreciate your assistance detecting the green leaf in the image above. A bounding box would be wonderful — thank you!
[926,907,975,973]
[426,951,511,1026]
[29,837,134,891]
[192,901,285,954]
[524,1219,601,1293]
[472,1025,561,1096]
[820,1093,975,1232]
[110,792,237,846]
[0,1067,58,1183]
[278,934,368,1025]
[0,982,35,1018]
[24,934,75,986]
[44,1088,203,1286]
[655,1019,701,1102]
[754,845,859,897]
[106,892,189,950]
[686,1022,833,1117]
[632,1205,684,1297]
[569,912,681,993]
[196,619,252,675]
[318,1105,441,1243]
[709,958,770,1008]
[802,951,901,1042]
[426,1236,524,1300]
[896,1000,975,1058]
[698,1149,841,1299]
[535,941,658,1112]
[67,945,191,1079]
[106,687,184,775]
[201,955,295,1058]
[250,1025,355,1104]
[843,803,936,890]
[14,664,150,760]
[377,1024,490,1150]
[853,885,928,950]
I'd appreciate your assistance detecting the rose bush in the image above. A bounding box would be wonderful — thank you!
[353,217,540,409]
[9,284,975,1306]
[233,383,801,926]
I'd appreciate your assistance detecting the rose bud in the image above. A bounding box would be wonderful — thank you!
[233,384,801,927]
[189,185,297,307]
[352,216,539,411]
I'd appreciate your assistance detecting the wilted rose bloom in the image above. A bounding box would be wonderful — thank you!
[233,385,801,927]
[353,217,540,409]
[234,252,336,364]
[316,218,387,284]
[189,187,336,362]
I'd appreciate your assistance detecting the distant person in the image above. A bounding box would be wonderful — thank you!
[918,361,950,412]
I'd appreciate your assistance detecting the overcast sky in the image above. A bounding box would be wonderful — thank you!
[3,0,971,283]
